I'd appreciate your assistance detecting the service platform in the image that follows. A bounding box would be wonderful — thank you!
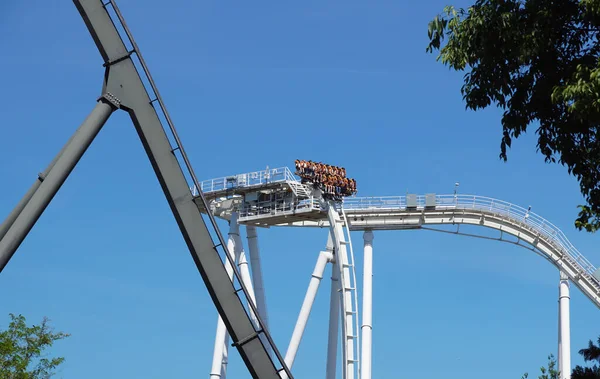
[191,166,327,225]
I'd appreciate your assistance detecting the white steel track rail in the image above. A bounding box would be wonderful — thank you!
[342,195,600,308]
[340,206,361,379]
[326,202,360,379]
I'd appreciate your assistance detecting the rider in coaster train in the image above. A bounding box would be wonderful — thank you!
[294,160,356,200]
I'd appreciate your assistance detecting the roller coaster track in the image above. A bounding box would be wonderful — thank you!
[195,166,600,377]
[336,194,600,308]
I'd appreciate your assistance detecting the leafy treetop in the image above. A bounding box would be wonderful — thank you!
[426,0,600,232]
[0,313,70,379]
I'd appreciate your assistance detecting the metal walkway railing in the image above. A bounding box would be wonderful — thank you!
[194,167,296,193]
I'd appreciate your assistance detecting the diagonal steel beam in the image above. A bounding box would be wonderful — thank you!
[0,96,118,271]
[72,1,291,378]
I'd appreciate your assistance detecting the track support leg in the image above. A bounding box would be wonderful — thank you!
[0,95,117,272]
[284,250,333,374]
[361,230,374,379]
[0,119,86,242]
[325,235,339,379]
[210,214,240,379]
[558,271,571,379]
[247,225,272,359]
[247,226,269,330]
[224,217,259,329]
[236,236,259,326]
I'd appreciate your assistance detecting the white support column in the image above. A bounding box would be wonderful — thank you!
[210,214,239,379]
[246,226,269,330]
[558,297,562,372]
[234,234,259,326]
[558,271,571,379]
[220,336,229,378]
[361,230,374,379]
[326,259,340,379]
[284,250,334,371]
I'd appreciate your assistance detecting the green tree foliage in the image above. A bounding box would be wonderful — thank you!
[572,336,600,379]
[426,0,600,232]
[0,313,70,378]
[522,355,560,379]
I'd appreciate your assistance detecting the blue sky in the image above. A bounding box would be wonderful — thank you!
[1,0,599,378]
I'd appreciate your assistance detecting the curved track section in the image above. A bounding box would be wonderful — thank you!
[277,194,600,308]
[342,194,600,308]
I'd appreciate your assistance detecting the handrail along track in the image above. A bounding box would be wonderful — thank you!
[344,195,598,280]
[342,194,600,309]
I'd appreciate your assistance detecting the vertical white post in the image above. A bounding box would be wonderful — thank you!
[361,230,374,379]
[246,226,269,329]
[558,298,562,373]
[325,233,339,379]
[326,260,340,379]
[558,271,571,379]
[210,214,239,379]
[284,251,333,371]
[220,339,229,378]
[234,233,259,326]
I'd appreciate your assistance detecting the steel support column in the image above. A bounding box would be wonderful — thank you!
[325,235,339,379]
[361,230,374,379]
[234,234,259,327]
[558,271,571,379]
[246,225,272,361]
[246,226,269,330]
[284,250,333,372]
[0,120,85,242]
[0,97,117,272]
[210,214,240,379]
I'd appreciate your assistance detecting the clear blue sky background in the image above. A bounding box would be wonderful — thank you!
[1,1,599,378]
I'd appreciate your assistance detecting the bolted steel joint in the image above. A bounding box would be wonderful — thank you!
[98,92,121,110]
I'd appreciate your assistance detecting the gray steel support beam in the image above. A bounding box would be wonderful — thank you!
[72,1,290,378]
[0,183,43,243]
[0,98,116,271]
[0,120,87,242]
